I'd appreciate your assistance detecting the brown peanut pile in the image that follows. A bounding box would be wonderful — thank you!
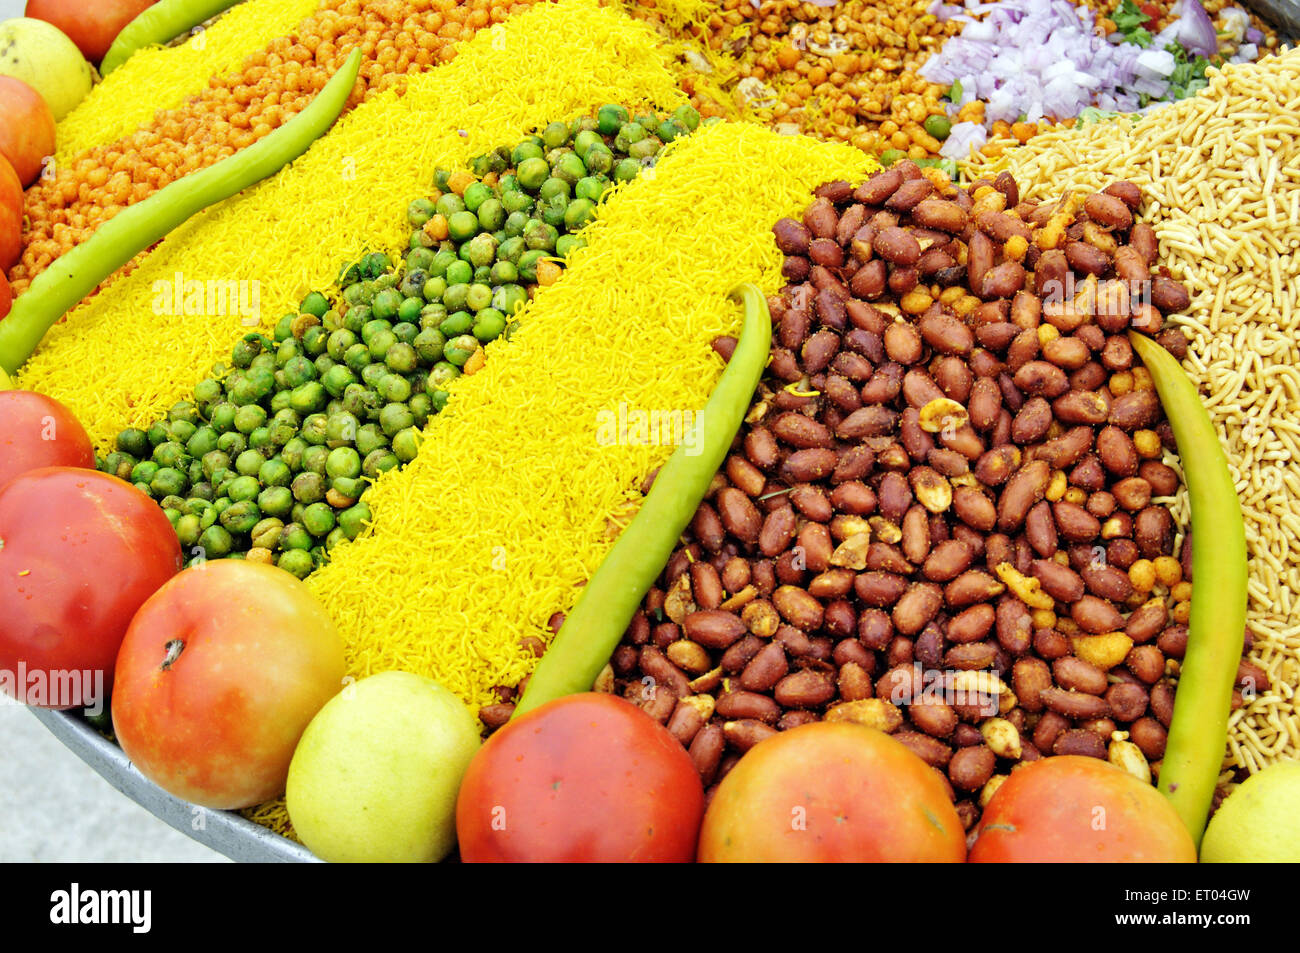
[484,165,1271,827]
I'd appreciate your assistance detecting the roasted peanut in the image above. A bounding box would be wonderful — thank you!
[827,697,902,731]
[771,585,824,632]
[892,582,945,635]
[1040,686,1110,720]
[1129,716,1167,760]
[885,178,934,212]
[945,569,1005,608]
[1053,729,1107,758]
[1084,192,1133,230]
[717,688,781,724]
[893,730,954,768]
[1053,656,1109,695]
[997,459,1051,530]
[949,745,996,791]
[684,610,748,650]
[838,661,874,702]
[774,669,837,709]
[724,719,779,752]
[782,448,840,484]
[773,218,812,255]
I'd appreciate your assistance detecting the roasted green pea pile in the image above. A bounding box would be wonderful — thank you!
[96,103,704,574]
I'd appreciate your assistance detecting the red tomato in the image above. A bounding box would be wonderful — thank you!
[1139,3,1162,29]
[969,756,1197,862]
[25,0,158,63]
[0,154,21,271]
[456,693,704,862]
[0,467,181,709]
[0,271,11,321]
[0,390,95,487]
[698,722,966,862]
[112,560,346,810]
[0,77,56,187]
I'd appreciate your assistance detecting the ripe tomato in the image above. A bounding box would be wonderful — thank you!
[112,560,347,810]
[698,722,966,862]
[25,0,158,63]
[0,271,11,321]
[0,76,56,187]
[0,390,95,487]
[969,756,1197,862]
[0,467,181,709]
[456,693,704,862]
[0,153,21,271]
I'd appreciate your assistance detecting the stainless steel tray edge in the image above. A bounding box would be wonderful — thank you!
[1248,1,1300,43]
[30,708,317,863]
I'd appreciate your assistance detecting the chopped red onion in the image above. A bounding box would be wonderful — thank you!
[920,0,1156,124]
[1175,0,1220,58]
[1219,6,1251,43]
[939,121,988,160]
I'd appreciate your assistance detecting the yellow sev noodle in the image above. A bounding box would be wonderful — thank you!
[19,0,685,440]
[968,49,1300,777]
[54,0,322,163]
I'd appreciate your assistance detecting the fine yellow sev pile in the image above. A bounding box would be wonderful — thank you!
[970,49,1300,776]
[54,0,322,162]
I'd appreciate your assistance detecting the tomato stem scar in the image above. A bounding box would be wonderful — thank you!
[161,639,185,670]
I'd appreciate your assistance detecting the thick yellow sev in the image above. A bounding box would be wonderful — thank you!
[968,50,1300,778]
[54,0,322,162]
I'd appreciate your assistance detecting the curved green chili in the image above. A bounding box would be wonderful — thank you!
[101,0,246,75]
[1130,331,1248,848]
[0,48,362,377]
[515,284,772,716]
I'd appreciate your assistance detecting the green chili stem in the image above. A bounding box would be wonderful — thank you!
[515,284,772,716]
[0,48,362,377]
[1130,331,1247,848]
[101,0,246,75]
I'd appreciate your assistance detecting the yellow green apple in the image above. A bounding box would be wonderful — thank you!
[286,670,482,863]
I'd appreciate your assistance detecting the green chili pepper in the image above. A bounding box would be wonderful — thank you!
[515,283,772,716]
[0,48,363,376]
[1130,332,1247,847]
[101,0,245,74]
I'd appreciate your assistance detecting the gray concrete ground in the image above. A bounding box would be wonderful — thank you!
[0,2,223,865]
[0,704,225,862]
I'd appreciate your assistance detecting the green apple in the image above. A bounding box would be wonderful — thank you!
[1200,760,1300,863]
[286,670,481,863]
[0,19,95,121]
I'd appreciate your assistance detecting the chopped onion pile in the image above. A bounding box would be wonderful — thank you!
[920,0,1262,150]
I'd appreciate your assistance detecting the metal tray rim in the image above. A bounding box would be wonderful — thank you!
[30,707,317,863]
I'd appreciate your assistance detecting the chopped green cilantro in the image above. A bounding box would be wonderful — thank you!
[1114,0,1154,47]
